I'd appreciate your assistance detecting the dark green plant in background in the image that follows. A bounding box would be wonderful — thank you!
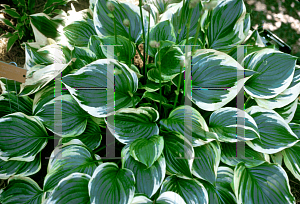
[0,0,76,52]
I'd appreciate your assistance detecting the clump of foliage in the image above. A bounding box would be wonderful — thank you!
[0,0,76,52]
[0,0,300,203]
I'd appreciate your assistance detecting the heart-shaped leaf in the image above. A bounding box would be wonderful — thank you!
[35,94,90,137]
[106,107,159,144]
[122,144,166,198]
[245,106,299,154]
[160,105,218,146]
[208,107,260,142]
[145,20,176,57]
[43,139,100,192]
[129,135,164,168]
[255,66,300,109]
[243,48,297,99]
[88,162,135,204]
[190,49,255,111]
[161,129,194,178]
[0,176,43,204]
[63,19,97,47]
[192,141,221,185]
[234,162,296,204]
[207,0,249,51]
[45,173,91,204]
[0,112,48,162]
[62,59,139,117]
[160,175,209,204]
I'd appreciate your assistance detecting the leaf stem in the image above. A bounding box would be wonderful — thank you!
[138,0,146,84]
[128,23,132,68]
[113,11,119,61]
[158,46,162,113]
[173,6,193,109]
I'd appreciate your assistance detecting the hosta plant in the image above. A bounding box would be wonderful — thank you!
[0,0,300,203]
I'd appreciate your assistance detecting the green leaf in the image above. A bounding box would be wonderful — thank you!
[233,162,296,204]
[129,135,164,168]
[161,129,194,178]
[60,119,102,150]
[243,48,297,99]
[192,141,221,185]
[159,0,204,44]
[0,18,16,29]
[35,94,89,137]
[45,173,90,204]
[0,176,43,204]
[160,175,209,204]
[156,191,187,204]
[274,98,298,123]
[131,195,153,204]
[43,139,100,192]
[6,33,18,52]
[72,46,97,64]
[2,8,21,18]
[0,153,41,179]
[220,142,266,168]
[146,20,176,57]
[160,105,218,146]
[245,106,299,154]
[291,102,300,123]
[88,162,135,204]
[191,49,255,111]
[62,59,139,118]
[94,0,154,44]
[122,144,166,198]
[207,0,248,51]
[100,35,136,65]
[88,35,106,59]
[106,107,159,144]
[208,107,260,142]
[0,91,33,117]
[0,112,48,162]
[19,61,73,96]
[153,45,184,82]
[216,166,234,191]
[35,44,69,64]
[142,91,173,108]
[282,141,300,181]
[255,67,300,109]
[178,37,203,54]
[64,19,97,47]
[30,13,60,42]
[289,123,300,139]
[202,181,237,204]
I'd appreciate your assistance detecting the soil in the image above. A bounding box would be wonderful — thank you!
[0,0,299,203]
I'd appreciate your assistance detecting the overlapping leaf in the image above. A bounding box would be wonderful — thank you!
[43,139,100,192]
[243,48,297,99]
[122,144,166,198]
[245,106,299,154]
[88,162,135,204]
[0,176,43,204]
[234,162,296,204]
[62,59,139,117]
[191,49,254,111]
[45,173,91,204]
[106,107,159,144]
[160,175,209,204]
[208,107,260,142]
[0,112,48,162]
[35,94,90,137]
[160,105,218,146]
[282,141,300,181]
